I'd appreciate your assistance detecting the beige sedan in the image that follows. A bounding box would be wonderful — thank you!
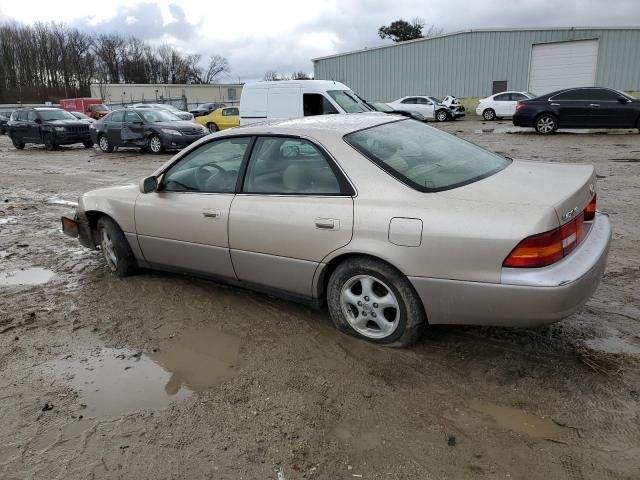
[62,113,611,347]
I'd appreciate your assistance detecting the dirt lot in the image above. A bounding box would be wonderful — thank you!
[0,119,639,480]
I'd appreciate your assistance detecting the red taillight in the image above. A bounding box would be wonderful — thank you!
[515,102,526,111]
[504,207,590,268]
[584,193,597,221]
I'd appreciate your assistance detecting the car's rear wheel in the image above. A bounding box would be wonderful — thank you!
[435,109,449,122]
[96,217,137,277]
[10,134,25,150]
[83,141,94,148]
[327,257,426,347]
[43,132,58,150]
[98,134,113,153]
[206,122,218,133]
[535,113,558,134]
[148,134,164,154]
[482,108,496,121]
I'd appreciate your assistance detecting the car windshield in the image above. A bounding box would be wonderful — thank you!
[327,90,372,113]
[344,119,511,192]
[37,109,77,121]
[138,110,181,122]
[370,102,393,112]
[159,104,181,112]
[196,104,211,109]
[72,112,90,119]
[428,96,442,104]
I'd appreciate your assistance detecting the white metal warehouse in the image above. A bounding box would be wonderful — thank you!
[312,27,640,103]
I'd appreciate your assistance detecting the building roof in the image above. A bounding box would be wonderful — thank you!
[312,26,640,62]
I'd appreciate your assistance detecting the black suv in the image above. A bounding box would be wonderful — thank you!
[92,108,207,154]
[7,107,93,149]
[513,87,640,134]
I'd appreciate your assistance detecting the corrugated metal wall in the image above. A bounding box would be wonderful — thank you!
[313,29,640,101]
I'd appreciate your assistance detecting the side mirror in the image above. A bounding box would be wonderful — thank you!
[617,96,629,104]
[34,118,42,124]
[140,176,158,194]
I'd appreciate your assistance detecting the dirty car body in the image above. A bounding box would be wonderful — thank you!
[62,113,611,347]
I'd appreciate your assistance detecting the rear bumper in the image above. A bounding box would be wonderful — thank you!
[512,110,535,127]
[409,213,612,327]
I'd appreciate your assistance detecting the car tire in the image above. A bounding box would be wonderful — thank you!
[96,216,137,277]
[43,132,58,151]
[10,134,25,150]
[148,134,164,154]
[327,256,426,347]
[97,134,114,153]
[435,109,449,122]
[535,113,558,134]
[83,141,94,148]
[482,108,496,121]
[206,122,218,133]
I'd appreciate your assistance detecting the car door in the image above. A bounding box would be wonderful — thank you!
[121,110,146,145]
[219,108,236,129]
[135,136,253,279]
[105,111,124,146]
[416,97,435,118]
[229,136,354,298]
[25,110,42,141]
[587,88,636,128]
[549,89,592,127]
[492,93,512,116]
[509,93,529,116]
[11,110,27,140]
[398,97,420,115]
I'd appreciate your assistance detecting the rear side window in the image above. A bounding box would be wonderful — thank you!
[222,108,239,116]
[345,119,511,192]
[588,89,622,101]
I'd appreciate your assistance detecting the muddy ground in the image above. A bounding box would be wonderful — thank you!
[0,119,639,480]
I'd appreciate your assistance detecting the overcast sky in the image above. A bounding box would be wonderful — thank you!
[1,0,638,82]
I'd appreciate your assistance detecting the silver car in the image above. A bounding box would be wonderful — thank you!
[62,114,611,347]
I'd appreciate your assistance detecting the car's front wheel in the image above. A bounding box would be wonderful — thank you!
[10,134,25,150]
[482,108,496,121]
[535,113,558,134]
[327,257,426,347]
[43,132,58,150]
[435,109,449,122]
[96,217,137,277]
[148,134,164,154]
[98,134,114,153]
[206,122,218,133]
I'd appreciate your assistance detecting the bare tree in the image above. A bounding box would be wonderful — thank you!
[291,71,312,80]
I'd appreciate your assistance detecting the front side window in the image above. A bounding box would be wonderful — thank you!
[222,108,239,116]
[138,110,181,122]
[401,97,418,104]
[588,89,622,101]
[125,111,142,123]
[303,94,339,116]
[345,119,511,192]
[494,93,510,101]
[510,93,527,101]
[327,90,371,113]
[27,111,37,122]
[162,137,250,193]
[243,137,342,195]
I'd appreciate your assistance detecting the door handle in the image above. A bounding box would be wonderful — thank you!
[550,103,560,106]
[202,208,221,219]
[315,218,339,230]
[590,104,600,107]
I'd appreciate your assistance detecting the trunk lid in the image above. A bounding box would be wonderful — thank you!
[439,160,596,226]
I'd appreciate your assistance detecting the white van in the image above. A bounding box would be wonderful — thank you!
[239,80,372,125]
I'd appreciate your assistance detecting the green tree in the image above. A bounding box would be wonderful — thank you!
[378,18,424,42]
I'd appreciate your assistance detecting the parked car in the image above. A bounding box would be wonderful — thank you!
[476,91,535,120]
[60,98,109,120]
[513,87,640,134]
[190,102,227,117]
[92,108,207,154]
[0,110,13,134]
[387,96,454,122]
[437,96,466,119]
[70,111,95,123]
[195,106,239,132]
[368,101,427,121]
[62,114,610,347]
[240,80,372,125]
[7,107,93,150]
[130,103,194,121]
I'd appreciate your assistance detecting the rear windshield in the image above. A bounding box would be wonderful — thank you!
[327,90,372,113]
[344,119,510,192]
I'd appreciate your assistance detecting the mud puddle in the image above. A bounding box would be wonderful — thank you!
[469,401,562,438]
[46,328,241,418]
[0,267,55,286]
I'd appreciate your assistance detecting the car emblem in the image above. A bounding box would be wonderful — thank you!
[562,206,579,221]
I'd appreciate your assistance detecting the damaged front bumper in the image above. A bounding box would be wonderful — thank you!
[61,210,95,249]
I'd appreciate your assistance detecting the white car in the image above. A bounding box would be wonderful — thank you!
[476,91,535,120]
[387,96,452,122]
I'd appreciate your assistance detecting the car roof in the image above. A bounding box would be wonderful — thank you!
[231,113,398,136]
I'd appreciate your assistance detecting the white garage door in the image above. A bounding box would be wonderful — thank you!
[528,39,599,95]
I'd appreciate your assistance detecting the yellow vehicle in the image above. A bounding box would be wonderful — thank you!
[195,106,239,132]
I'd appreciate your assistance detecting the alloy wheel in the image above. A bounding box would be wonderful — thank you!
[537,116,556,133]
[100,229,118,270]
[436,110,448,122]
[99,136,109,152]
[149,136,162,153]
[340,275,400,339]
[483,109,495,121]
